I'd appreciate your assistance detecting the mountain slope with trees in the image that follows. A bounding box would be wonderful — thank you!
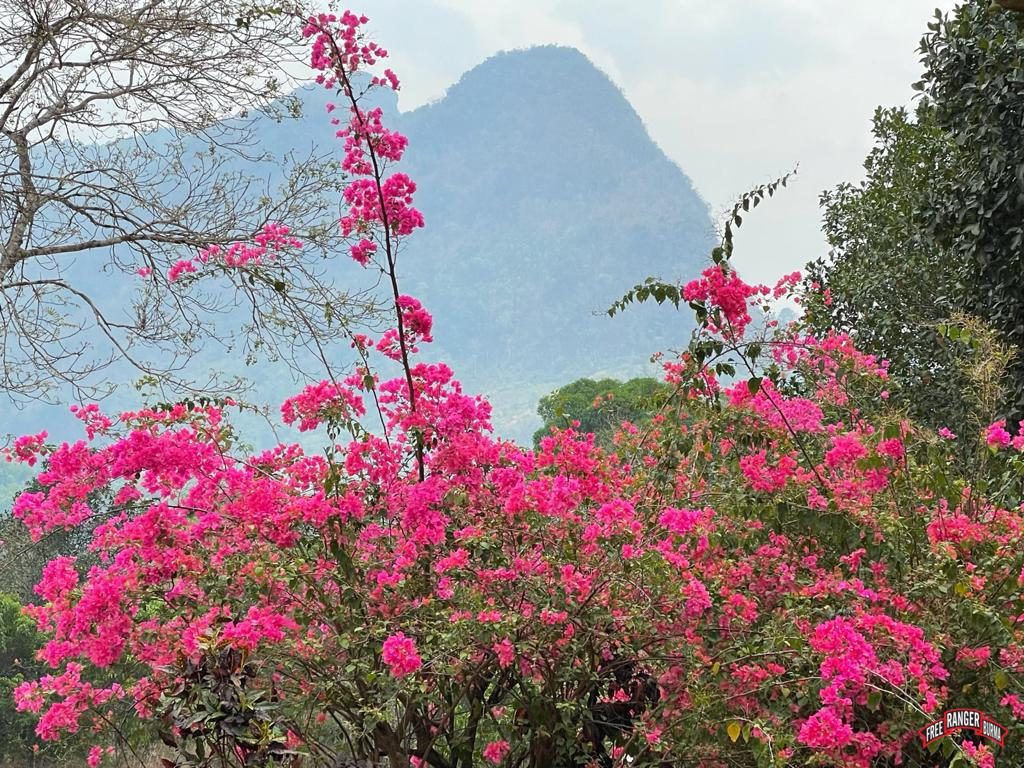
[1,45,713,446]
[370,45,714,441]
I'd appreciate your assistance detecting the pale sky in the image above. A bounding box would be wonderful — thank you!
[346,0,959,285]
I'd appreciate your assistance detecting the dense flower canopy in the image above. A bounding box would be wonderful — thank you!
[5,8,1024,768]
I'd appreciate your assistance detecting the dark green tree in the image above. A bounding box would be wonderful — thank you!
[804,106,973,431]
[917,0,1024,425]
[0,591,45,761]
[807,0,1024,432]
[533,377,671,448]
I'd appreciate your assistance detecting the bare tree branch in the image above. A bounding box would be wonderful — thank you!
[0,0,379,404]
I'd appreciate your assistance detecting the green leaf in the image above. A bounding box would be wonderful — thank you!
[867,691,882,711]
[994,669,1009,690]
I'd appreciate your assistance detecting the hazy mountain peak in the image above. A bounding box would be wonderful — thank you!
[387,45,715,441]
[3,45,715,447]
[441,44,629,112]
[407,46,665,176]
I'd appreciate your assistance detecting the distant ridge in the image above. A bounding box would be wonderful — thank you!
[391,45,714,440]
[1,46,714,447]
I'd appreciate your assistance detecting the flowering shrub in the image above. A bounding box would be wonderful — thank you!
[6,9,1024,768]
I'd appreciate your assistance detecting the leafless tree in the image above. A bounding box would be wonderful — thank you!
[0,0,378,405]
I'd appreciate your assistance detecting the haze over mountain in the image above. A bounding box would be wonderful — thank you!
[395,46,714,439]
[2,45,714,448]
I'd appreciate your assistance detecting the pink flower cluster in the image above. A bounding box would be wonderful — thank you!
[482,740,510,764]
[738,450,799,492]
[303,11,423,265]
[683,264,762,336]
[340,106,408,174]
[303,11,388,91]
[986,419,1024,450]
[168,223,302,282]
[349,237,377,265]
[372,296,435,359]
[220,606,301,651]
[381,632,422,677]
[281,379,366,432]
[14,664,122,741]
[5,430,47,466]
[800,615,946,764]
[341,174,424,240]
[70,404,112,440]
[726,378,825,434]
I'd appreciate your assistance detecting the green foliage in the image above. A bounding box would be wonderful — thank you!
[607,277,681,318]
[0,460,32,511]
[805,106,972,431]
[917,1,1024,425]
[158,647,296,766]
[0,591,44,761]
[807,2,1024,432]
[533,377,672,448]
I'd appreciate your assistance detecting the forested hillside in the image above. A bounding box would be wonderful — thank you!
[396,46,713,440]
[1,45,712,446]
